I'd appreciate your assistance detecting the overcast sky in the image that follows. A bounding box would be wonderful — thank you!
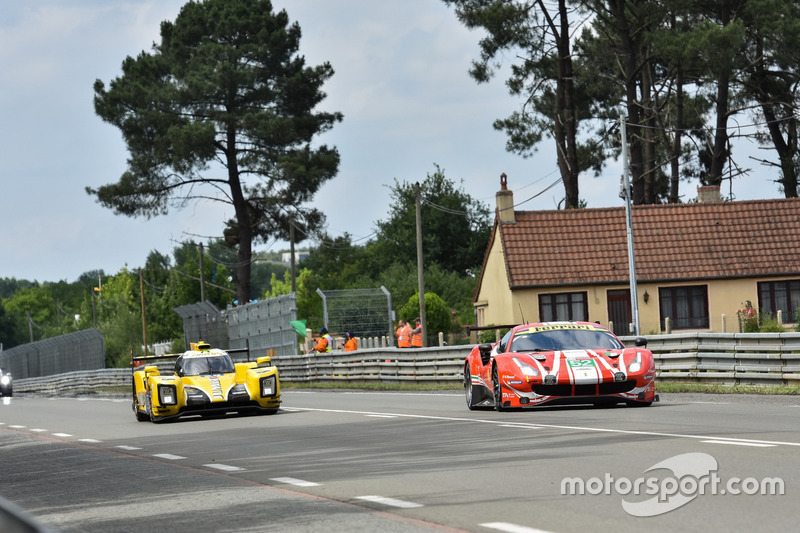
[1,0,780,283]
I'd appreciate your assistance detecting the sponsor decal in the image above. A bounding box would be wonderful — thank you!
[210,376,224,400]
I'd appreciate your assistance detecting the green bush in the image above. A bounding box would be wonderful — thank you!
[758,313,785,332]
[478,325,509,344]
[398,292,451,341]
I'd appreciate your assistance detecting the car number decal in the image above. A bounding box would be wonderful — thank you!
[567,359,596,368]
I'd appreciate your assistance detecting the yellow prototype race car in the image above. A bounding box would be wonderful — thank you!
[132,342,280,422]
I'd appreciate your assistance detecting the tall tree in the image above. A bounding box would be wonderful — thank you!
[443,0,584,207]
[90,0,342,305]
[370,165,491,275]
[740,0,800,197]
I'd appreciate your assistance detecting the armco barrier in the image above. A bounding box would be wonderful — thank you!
[12,333,800,395]
[633,332,800,387]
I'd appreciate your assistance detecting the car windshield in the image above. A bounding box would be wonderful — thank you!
[509,327,624,352]
[180,355,235,376]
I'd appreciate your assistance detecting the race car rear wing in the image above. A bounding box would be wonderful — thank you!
[464,324,519,335]
[130,342,250,365]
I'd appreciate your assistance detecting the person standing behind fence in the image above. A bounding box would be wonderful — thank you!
[739,300,758,332]
[396,320,411,348]
[344,331,358,352]
[308,327,333,353]
[411,317,423,348]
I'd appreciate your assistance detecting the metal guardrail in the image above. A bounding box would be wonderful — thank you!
[12,333,800,395]
[628,332,800,386]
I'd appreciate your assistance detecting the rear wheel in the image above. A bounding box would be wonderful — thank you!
[464,365,482,410]
[492,365,507,412]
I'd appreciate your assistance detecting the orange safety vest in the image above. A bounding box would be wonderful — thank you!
[313,334,333,353]
[397,324,411,348]
[344,337,358,352]
[411,325,423,347]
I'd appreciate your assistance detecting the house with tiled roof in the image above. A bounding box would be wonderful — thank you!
[474,177,800,335]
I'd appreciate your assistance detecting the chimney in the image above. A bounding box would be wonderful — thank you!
[697,185,721,202]
[496,173,515,224]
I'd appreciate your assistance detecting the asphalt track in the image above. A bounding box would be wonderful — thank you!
[0,390,798,532]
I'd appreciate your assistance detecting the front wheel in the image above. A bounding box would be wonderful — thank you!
[133,397,149,422]
[492,365,507,412]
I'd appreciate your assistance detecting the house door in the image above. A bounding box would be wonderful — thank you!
[607,289,631,336]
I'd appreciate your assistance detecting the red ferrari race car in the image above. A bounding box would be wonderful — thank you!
[464,322,657,411]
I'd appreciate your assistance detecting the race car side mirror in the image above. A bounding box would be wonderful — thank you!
[634,337,648,347]
[478,343,493,366]
[257,356,272,367]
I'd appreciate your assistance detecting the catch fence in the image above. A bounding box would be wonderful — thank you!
[0,329,104,379]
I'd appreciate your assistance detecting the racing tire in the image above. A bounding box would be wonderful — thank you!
[492,365,508,412]
[464,366,481,410]
[133,398,149,422]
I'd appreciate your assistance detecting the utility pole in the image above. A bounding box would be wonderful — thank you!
[199,242,206,303]
[139,269,149,356]
[290,220,296,293]
[620,109,640,336]
[414,182,427,346]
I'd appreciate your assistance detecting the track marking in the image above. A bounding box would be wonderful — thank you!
[289,406,800,447]
[270,477,320,487]
[366,414,397,418]
[481,523,556,533]
[356,495,423,508]
[702,439,776,447]
[115,445,141,450]
[500,424,542,429]
[79,438,101,443]
[9,425,26,429]
[52,432,72,437]
[153,453,185,460]
[204,463,245,471]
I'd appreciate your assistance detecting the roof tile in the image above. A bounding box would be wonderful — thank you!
[498,199,800,288]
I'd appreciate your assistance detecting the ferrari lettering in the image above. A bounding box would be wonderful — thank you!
[522,324,603,334]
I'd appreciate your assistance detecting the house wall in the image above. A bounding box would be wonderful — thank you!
[644,278,758,333]
[474,229,514,326]
[474,218,799,333]
[481,277,789,334]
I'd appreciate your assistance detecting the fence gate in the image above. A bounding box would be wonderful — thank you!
[173,301,227,350]
[225,294,298,358]
[316,286,393,343]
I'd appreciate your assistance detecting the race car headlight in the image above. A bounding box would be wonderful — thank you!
[0,375,10,385]
[627,352,642,373]
[512,357,539,377]
[158,384,177,406]
[260,375,276,397]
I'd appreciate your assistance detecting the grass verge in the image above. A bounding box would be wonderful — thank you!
[91,381,800,396]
